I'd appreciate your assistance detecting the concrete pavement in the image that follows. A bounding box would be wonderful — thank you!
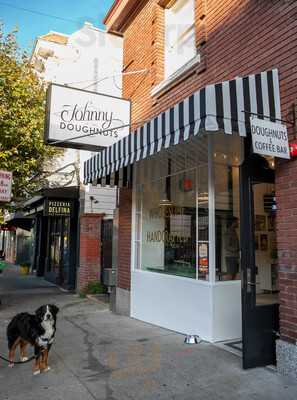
[0,265,296,400]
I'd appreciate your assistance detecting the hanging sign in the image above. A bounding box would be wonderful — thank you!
[0,170,13,202]
[250,117,290,159]
[45,84,131,151]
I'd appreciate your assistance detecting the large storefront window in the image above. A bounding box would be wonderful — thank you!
[135,136,209,280]
[135,134,244,283]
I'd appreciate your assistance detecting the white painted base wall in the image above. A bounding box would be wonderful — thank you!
[212,282,242,342]
[131,270,242,343]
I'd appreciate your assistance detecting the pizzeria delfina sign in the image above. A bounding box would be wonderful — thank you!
[45,84,131,151]
[251,117,290,159]
[0,170,12,202]
[44,200,74,217]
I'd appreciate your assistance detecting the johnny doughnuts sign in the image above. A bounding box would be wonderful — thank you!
[45,84,131,151]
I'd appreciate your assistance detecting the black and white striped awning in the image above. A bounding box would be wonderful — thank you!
[84,69,281,186]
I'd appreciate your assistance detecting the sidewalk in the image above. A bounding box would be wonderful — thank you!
[0,266,296,400]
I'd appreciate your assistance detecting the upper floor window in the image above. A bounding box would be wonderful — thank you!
[164,0,196,79]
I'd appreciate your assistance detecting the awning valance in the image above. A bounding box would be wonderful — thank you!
[84,69,281,186]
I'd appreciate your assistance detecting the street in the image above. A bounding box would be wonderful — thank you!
[0,266,296,400]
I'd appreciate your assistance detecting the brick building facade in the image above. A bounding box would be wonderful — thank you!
[86,0,297,377]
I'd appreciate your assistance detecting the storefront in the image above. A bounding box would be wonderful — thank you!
[24,187,79,290]
[84,69,285,368]
[1,213,34,265]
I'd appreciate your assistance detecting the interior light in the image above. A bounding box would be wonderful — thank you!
[159,198,173,207]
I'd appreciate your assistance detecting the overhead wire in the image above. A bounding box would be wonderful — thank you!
[0,1,79,25]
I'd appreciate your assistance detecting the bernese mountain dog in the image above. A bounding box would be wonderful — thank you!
[7,304,59,375]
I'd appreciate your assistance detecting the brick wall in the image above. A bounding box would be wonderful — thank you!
[78,214,104,291]
[117,188,132,290]
[276,160,297,343]
[122,0,297,128]
[119,0,297,342]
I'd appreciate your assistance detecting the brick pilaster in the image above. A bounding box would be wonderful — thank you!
[118,188,132,291]
[78,213,104,292]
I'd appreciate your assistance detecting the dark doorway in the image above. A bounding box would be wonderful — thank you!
[101,220,113,282]
[240,154,279,369]
[45,216,71,287]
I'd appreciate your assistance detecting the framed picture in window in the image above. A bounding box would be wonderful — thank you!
[255,215,266,231]
[260,234,268,251]
[267,215,275,231]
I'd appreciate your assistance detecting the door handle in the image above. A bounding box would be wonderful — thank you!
[247,281,256,286]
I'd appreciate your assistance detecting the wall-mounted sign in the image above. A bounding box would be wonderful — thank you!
[0,170,12,202]
[250,117,290,159]
[44,199,74,217]
[45,84,131,151]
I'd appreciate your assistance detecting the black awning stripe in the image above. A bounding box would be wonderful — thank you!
[229,79,239,133]
[267,70,276,122]
[215,83,224,131]
[243,76,251,135]
[255,73,264,119]
[199,87,206,131]
[235,77,246,137]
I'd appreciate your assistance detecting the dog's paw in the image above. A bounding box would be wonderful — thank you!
[43,366,51,373]
[33,370,41,376]
[21,357,28,362]
[8,363,14,368]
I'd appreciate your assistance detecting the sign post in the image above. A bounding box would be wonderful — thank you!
[0,170,13,202]
[45,84,131,151]
[250,117,290,159]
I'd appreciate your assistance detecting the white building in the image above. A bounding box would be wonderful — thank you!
[31,22,123,217]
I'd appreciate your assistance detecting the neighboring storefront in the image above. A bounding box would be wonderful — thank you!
[1,213,34,265]
[23,187,79,290]
[84,0,297,376]
[1,227,16,264]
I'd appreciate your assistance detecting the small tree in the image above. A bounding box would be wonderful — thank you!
[0,24,61,219]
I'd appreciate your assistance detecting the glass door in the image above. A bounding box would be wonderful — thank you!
[48,218,61,274]
[240,154,279,369]
[47,217,70,286]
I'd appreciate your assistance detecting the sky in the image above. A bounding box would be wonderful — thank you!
[0,0,114,51]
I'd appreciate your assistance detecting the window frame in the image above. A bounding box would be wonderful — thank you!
[164,0,197,80]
